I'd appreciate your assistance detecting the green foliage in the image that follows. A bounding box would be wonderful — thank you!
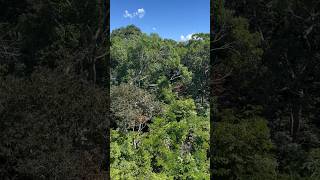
[213,0,320,179]
[164,99,197,121]
[110,25,210,179]
[0,70,108,179]
[212,109,277,179]
[110,109,209,179]
[145,113,209,179]
[0,0,109,179]
[182,33,210,109]
[110,130,154,179]
[302,148,320,179]
[111,25,192,88]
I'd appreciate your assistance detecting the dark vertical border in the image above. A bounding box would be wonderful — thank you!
[210,0,223,179]
[210,0,217,179]
[103,0,111,179]
[210,0,214,178]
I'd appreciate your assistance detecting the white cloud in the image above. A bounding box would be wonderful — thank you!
[180,33,194,41]
[124,10,133,18]
[152,27,157,31]
[136,8,145,18]
[123,8,145,19]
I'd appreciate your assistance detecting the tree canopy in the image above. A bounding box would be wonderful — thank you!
[212,0,320,179]
[110,25,210,179]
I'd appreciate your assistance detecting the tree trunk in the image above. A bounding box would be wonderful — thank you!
[291,102,302,141]
[93,62,96,85]
[290,91,303,142]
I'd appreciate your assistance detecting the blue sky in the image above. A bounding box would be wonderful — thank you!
[111,0,210,41]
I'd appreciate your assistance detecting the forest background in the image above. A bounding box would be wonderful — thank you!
[0,0,319,179]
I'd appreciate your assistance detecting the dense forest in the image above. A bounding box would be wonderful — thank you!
[1,0,320,179]
[110,26,210,179]
[0,0,109,179]
[211,0,320,179]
